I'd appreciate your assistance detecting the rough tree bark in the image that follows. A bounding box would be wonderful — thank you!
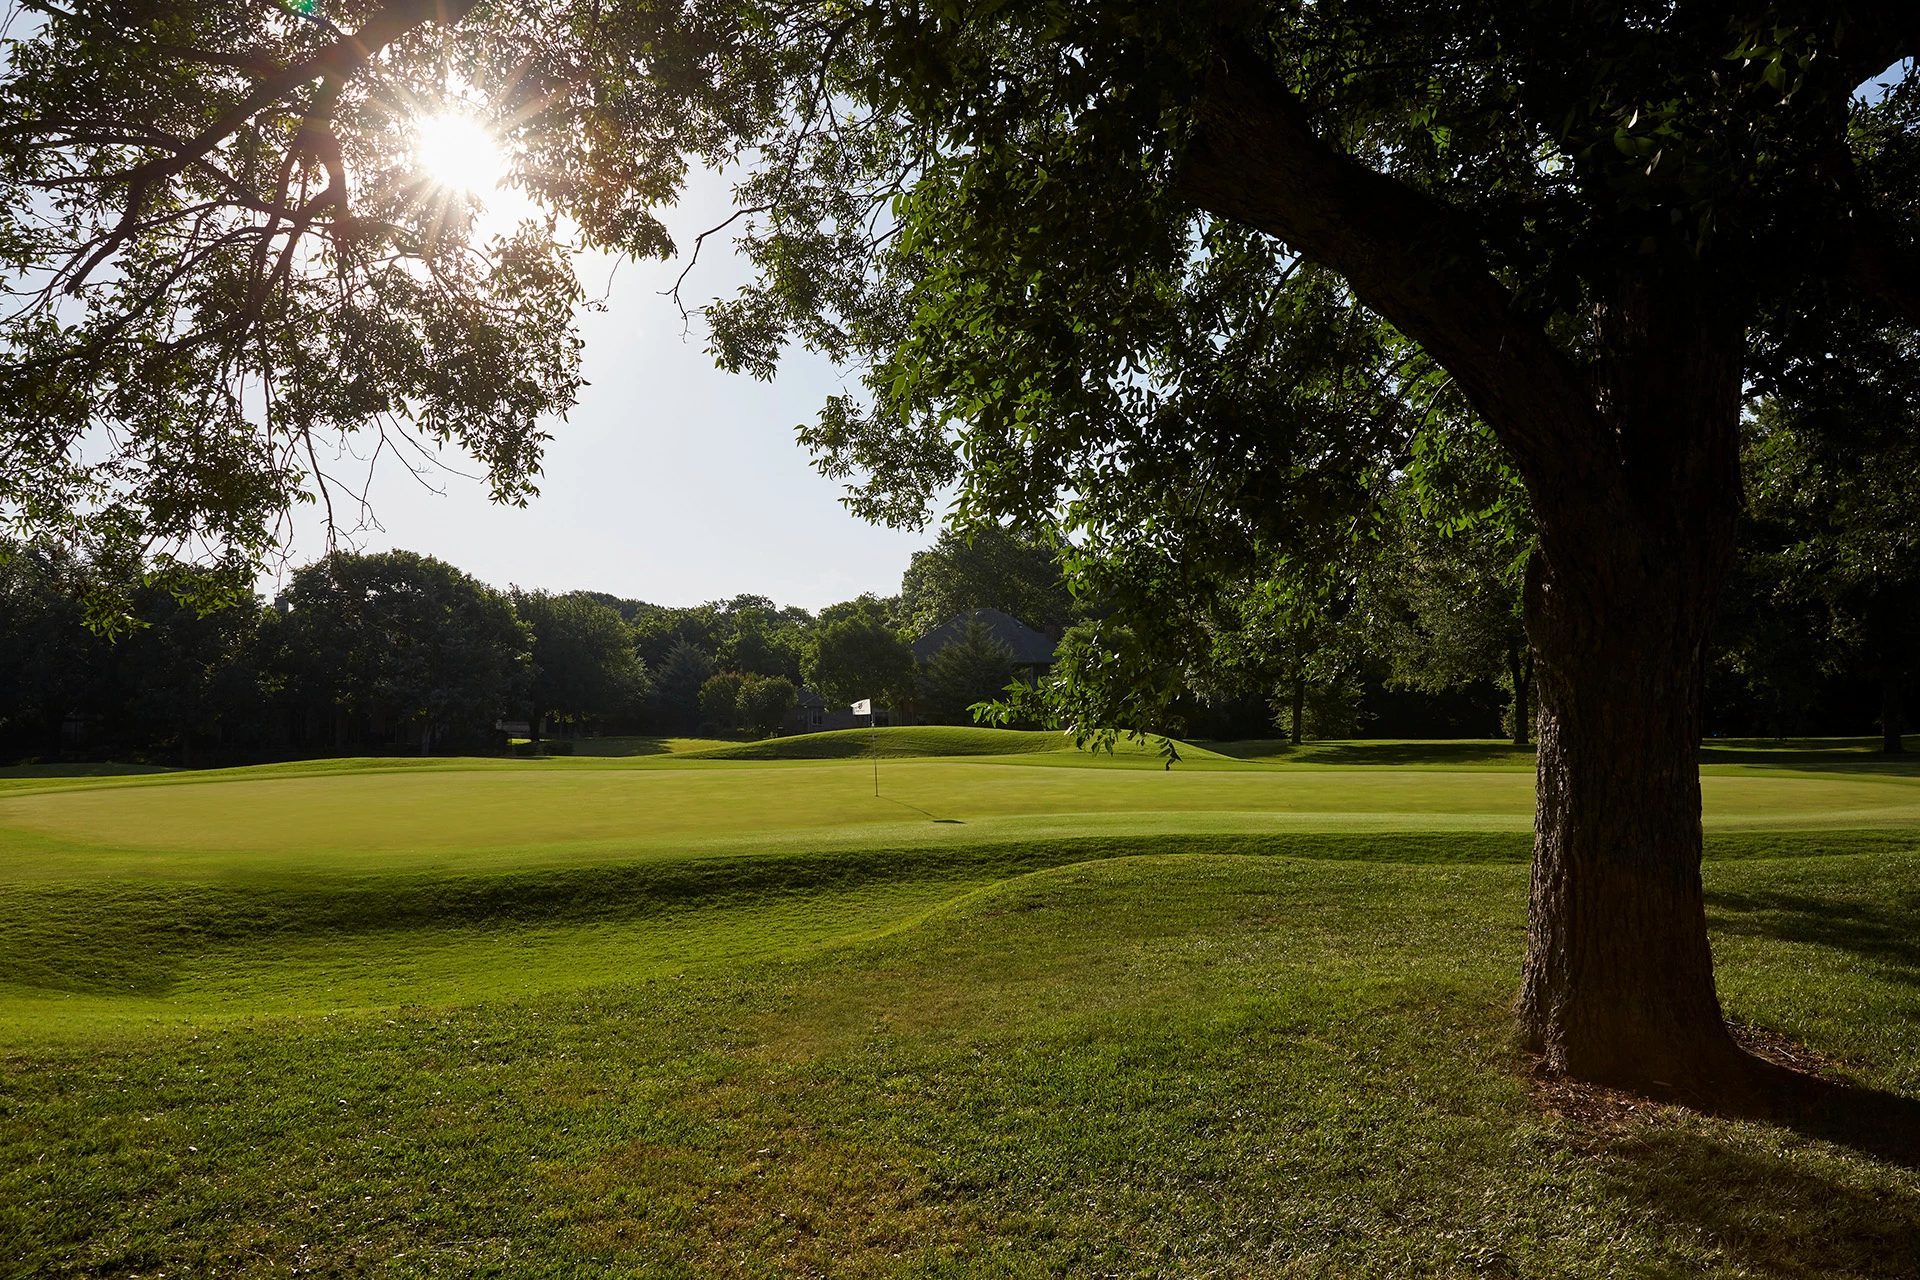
[1182,39,1757,1092]
[1515,280,1747,1088]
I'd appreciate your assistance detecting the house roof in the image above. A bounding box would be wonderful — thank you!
[911,608,1058,665]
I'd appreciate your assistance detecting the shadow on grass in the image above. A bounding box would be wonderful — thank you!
[1707,886,1920,982]
[1203,735,1920,773]
[0,831,1536,999]
[1594,1103,1920,1275]
[1207,739,1538,766]
[562,736,678,757]
[0,762,180,780]
[1776,1072,1920,1171]
[1699,736,1920,773]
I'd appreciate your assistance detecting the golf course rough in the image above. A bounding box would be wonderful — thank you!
[2,727,1917,1277]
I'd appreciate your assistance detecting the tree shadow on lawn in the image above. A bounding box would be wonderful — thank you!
[1210,739,1538,766]
[1582,1106,1920,1276]
[1784,1075,1920,1171]
[1697,738,1920,773]
[1707,887,1920,984]
[1534,1036,1920,1275]
[1698,883,1920,1165]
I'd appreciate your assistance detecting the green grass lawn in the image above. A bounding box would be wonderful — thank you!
[3,734,1919,1276]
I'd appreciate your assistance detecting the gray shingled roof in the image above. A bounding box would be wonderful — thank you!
[911,608,1057,665]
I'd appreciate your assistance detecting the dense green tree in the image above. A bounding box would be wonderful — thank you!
[736,674,798,737]
[7,0,1920,1096]
[650,640,717,735]
[899,526,1074,637]
[629,597,812,685]
[630,606,721,674]
[697,671,746,734]
[816,594,903,630]
[1360,426,1536,746]
[804,603,916,711]
[703,5,1920,1095]
[109,589,279,763]
[278,551,529,752]
[715,600,809,682]
[0,542,99,753]
[1207,560,1370,746]
[513,590,648,737]
[1365,528,1531,746]
[918,619,1017,726]
[1736,328,1920,753]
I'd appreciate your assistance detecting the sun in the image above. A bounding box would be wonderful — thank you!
[413,112,504,197]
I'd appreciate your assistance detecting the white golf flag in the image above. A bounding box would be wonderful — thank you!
[851,699,872,716]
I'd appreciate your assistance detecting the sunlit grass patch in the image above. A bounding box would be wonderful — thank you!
[3,745,1919,1275]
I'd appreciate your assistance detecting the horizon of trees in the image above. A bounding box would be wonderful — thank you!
[2,502,1908,765]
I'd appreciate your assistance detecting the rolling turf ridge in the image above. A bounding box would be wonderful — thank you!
[2,727,1918,1277]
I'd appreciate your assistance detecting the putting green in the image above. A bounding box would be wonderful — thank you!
[1,751,1915,882]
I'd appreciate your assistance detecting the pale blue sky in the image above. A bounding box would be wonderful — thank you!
[275,171,932,612]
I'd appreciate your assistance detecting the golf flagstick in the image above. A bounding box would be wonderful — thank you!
[851,698,876,796]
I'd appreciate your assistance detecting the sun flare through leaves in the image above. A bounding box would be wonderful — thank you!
[413,112,505,198]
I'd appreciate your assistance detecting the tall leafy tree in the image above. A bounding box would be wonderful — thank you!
[1739,320,1920,753]
[697,670,746,734]
[917,618,1017,725]
[630,605,721,676]
[7,0,1920,1096]
[1198,557,1371,746]
[513,589,648,737]
[804,600,916,710]
[108,588,278,762]
[1366,526,1532,746]
[899,525,1074,637]
[736,673,798,737]
[278,550,528,752]
[715,598,810,682]
[707,6,1920,1096]
[0,541,99,752]
[1362,422,1537,746]
[648,639,716,735]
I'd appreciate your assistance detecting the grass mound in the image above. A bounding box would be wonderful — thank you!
[5,843,1920,1276]
[4,744,1919,1274]
[690,724,1241,762]
[688,724,1079,759]
[1208,738,1540,767]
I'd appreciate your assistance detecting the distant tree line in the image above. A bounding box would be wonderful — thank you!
[3,481,1909,763]
[0,526,1086,762]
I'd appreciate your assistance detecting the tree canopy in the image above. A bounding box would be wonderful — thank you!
[898,525,1074,637]
[513,589,648,732]
[804,599,915,709]
[1733,320,1920,751]
[278,549,528,751]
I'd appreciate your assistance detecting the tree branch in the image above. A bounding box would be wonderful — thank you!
[71,0,476,291]
[1178,36,1619,520]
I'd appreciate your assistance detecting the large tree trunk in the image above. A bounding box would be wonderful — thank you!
[1182,49,1763,1093]
[1520,559,1738,1086]
[1516,281,1749,1093]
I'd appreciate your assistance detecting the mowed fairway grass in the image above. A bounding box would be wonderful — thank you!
[3,728,1920,1277]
